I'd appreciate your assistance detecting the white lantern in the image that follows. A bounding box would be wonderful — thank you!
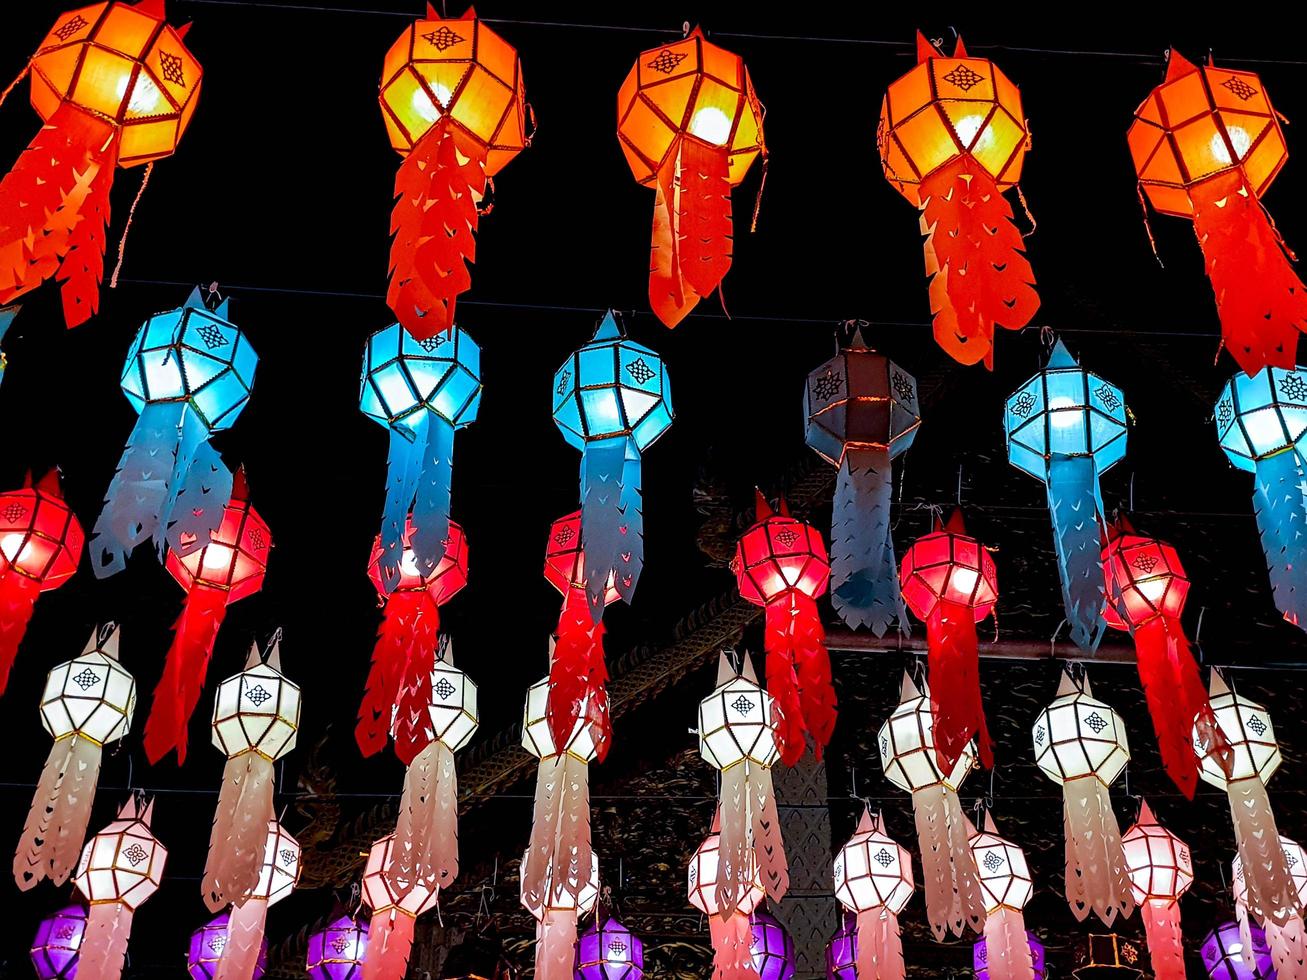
[1123,800,1192,980]
[360,833,438,980]
[969,812,1036,980]
[698,652,778,770]
[212,646,301,762]
[522,672,597,763]
[522,846,600,980]
[40,626,136,745]
[689,820,764,980]
[833,808,912,979]
[213,820,301,980]
[1233,834,1307,979]
[425,645,478,752]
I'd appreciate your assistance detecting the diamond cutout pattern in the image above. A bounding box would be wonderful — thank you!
[435,677,457,700]
[196,323,228,350]
[731,694,755,715]
[1248,715,1268,736]
[609,940,628,957]
[1095,383,1121,412]
[422,26,464,51]
[874,847,895,868]
[556,369,571,396]
[554,525,575,546]
[245,685,272,707]
[813,370,843,401]
[159,51,185,86]
[775,528,799,548]
[1218,399,1233,426]
[943,64,984,91]
[1084,711,1109,734]
[72,668,101,691]
[280,848,295,866]
[209,934,227,953]
[331,936,351,955]
[1223,76,1258,101]
[1034,725,1046,746]
[626,358,655,384]
[647,49,688,74]
[1132,553,1159,574]
[123,843,149,866]
[3,504,25,523]
[54,15,88,41]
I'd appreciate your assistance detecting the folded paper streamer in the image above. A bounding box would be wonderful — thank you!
[1130,51,1305,375]
[189,912,267,980]
[91,288,255,578]
[0,1,201,326]
[1123,801,1193,980]
[804,328,920,635]
[360,834,439,980]
[210,821,299,980]
[575,915,644,980]
[15,625,134,891]
[380,6,528,340]
[1232,835,1307,980]
[1006,340,1127,652]
[520,844,599,980]
[617,27,766,328]
[974,932,1047,980]
[749,910,795,980]
[878,33,1038,368]
[30,903,88,980]
[833,808,914,980]
[968,811,1036,980]
[0,470,84,693]
[689,813,764,980]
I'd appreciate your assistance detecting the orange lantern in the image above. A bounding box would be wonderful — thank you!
[0,1,201,327]
[1129,51,1302,375]
[617,27,766,328]
[380,5,528,341]
[878,33,1038,368]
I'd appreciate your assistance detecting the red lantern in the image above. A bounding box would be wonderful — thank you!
[142,469,270,765]
[899,511,997,772]
[733,492,834,766]
[0,471,83,693]
[1102,516,1231,797]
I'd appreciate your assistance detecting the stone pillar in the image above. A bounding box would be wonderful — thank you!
[770,747,837,978]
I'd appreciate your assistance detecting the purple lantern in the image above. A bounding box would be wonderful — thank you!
[825,911,857,980]
[974,931,1047,979]
[750,909,796,980]
[189,913,267,980]
[1201,921,1274,979]
[306,915,369,980]
[574,915,644,980]
[30,904,87,980]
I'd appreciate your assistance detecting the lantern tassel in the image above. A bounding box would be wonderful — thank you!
[912,783,986,940]
[547,590,611,761]
[379,424,426,592]
[13,733,102,889]
[410,415,455,583]
[74,901,132,980]
[355,591,437,758]
[749,762,788,902]
[388,740,457,900]
[1047,455,1107,653]
[213,898,267,980]
[579,435,642,620]
[522,755,562,912]
[362,909,416,980]
[1061,776,1133,925]
[165,441,232,559]
[523,753,592,912]
[717,763,750,917]
[202,753,274,912]
[1263,915,1307,979]
[707,910,758,980]
[535,909,579,980]
[831,447,904,635]
[1140,899,1186,980]
[389,628,437,770]
[855,909,905,980]
[981,906,1035,980]
[1252,449,1307,629]
[763,594,836,765]
[1227,776,1300,927]
[926,599,994,771]
[0,565,42,693]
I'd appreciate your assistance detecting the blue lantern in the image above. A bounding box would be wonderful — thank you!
[91,288,256,576]
[1005,339,1126,651]
[552,310,672,619]
[360,323,481,591]
[1216,366,1307,629]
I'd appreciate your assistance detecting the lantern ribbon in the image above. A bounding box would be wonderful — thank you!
[763,592,836,767]
[1046,454,1108,652]
[707,911,757,980]
[830,447,904,635]
[355,590,440,760]
[213,898,267,980]
[579,435,643,621]
[0,567,41,692]
[203,752,273,913]
[926,599,994,772]
[388,739,457,902]
[1140,899,1186,980]
[76,902,134,980]
[362,909,417,980]
[1252,448,1307,628]
[379,414,454,593]
[546,589,612,762]
[14,733,101,889]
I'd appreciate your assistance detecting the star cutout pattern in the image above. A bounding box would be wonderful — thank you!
[943,64,985,91]
[422,26,464,51]
[435,677,457,700]
[626,358,655,384]
[416,334,445,353]
[646,49,688,74]
[245,684,272,707]
[73,668,101,691]
[54,15,88,41]
[196,323,228,350]
[891,371,914,403]
[159,51,185,87]
[1222,76,1258,101]
[812,370,843,401]
[1281,373,1307,402]
[1095,383,1121,412]
[731,694,755,715]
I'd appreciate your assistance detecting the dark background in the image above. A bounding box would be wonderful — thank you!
[2,1,1307,976]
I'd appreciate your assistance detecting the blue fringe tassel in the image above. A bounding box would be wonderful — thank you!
[378,416,427,592]
[1048,455,1107,652]
[581,435,639,622]
[1254,449,1307,628]
[411,413,455,579]
[164,440,232,558]
[615,442,644,605]
[830,447,904,636]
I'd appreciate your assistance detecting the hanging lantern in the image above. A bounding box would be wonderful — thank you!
[878,33,1037,368]
[1006,340,1127,650]
[1201,920,1274,980]
[824,912,857,980]
[188,913,267,980]
[92,288,255,577]
[617,27,766,328]
[380,5,528,339]
[689,814,766,980]
[306,915,368,980]
[360,323,480,591]
[975,933,1047,980]
[804,327,920,634]
[142,469,271,764]
[31,904,87,980]
[1232,835,1305,980]
[833,807,913,980]
[1129,51,1302,374]
[1101,516,1230,796]
[967,812,1035,980]
[14,624,134,890]
[0,470,84,693]
[698,651,788,914]
[899,510,997,771]
[749,910,795,980]
[521,845,599,980]
[1122,800,1192,980]
[877,672,984,940]
[360,833,439,980]
[575,914,644,980]
[203,637,299,912]
[210,820,299,980]
[71,795,165,980]
[0,2,202,326]
[1030,671,1133,925]
[733,492,834,765]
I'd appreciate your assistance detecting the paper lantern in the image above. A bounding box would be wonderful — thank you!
[878,33,1037,367]
[203,638,299,913]
[825,912,857,980]
[968,812,1035,980]
[1129,51,1302,375]
[92,288,255,577]
[877,672,984,940]
[690,816,765,980]
[1231,834,1306,980]
[750,910,795,980]
[1006,339,1127,650]
[31,904,87,980]
[899,510,997,771]
[1031,672,1133,925]
[1122,801,1192,980]
[0,1,201,326]
[0,470,84,692]
[833,808,913,979]
[208,820,299,980]
[14,625,134,890]
[142,468,271,764]
[521,847,599,980]
[733,492,834,765]
[1101,516,1231,797]
[975,933,1047,980]
[1201,920,1273,980]
[306,916,368,980]
[575,915,644,980]
[698,652,787,916]
[804,327,920,634]
[381,6,528,339]
[72,796,166,980]
[361,833,439,980]
[188,913,267,980]
[617,27,765,328]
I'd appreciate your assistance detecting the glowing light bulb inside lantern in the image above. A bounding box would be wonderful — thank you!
[398,548,421,579]
[1241,409,1287,455]
[115,72,165,116]
[1136,576,1166,604]
[0,532,30,564]
[411,82,454,125]
[202,543,234,572]
[1210,126,1252,166]
[951,566,979,597]
[689,106,732,145]
[1048,395,1082,430]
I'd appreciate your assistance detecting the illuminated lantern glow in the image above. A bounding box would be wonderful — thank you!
[1123,801,1193,980]
[1031,672,1134,925]
[209,820,298,980]
[72,795,166,980]
[0,470,84,693]
[749,910,796,980]
[1129,51,1302,375]
[380,6,527,340]
[306,916,368,980]
[203,638,300,913]
[521,846,600,980]
[1101,516,1231,797]
[968,812,1036,980]
[31,904,88,980]
[142,468,271,764]
[832,807,913,979]
[878,33,1038,368]
[1232,835,1306,979]
[0,1,201,327]
[188,913,267,980]
[877,672,984,940]
[360,833,439,980]
[1215,366,1307,629]
[689,815,766,980]
[899,510,997,772]
[698,652,788,916]
[824,912,857,980]
[974,933,1047,980]
[1006,339,1127,651]
[617,27,766,328]
[1201,919,1274,980]
[804,327,920,634]
[575,914,644,980]
[91,288,256,577]
[14,625,134,890]
[733,493,834,765]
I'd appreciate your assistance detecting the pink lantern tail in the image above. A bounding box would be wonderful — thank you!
[203,753,274,912]
[214,898,267,980]
[913,783,985,940]
[856,909,906,980]
[717,763,750,917]
[1265,914,1307,979]
[749,763,788,902]
[535,909,579,980]
[14,733,101,889]
[522,753,592,915]
[1228,777,1300,926]
[388,739,458,900]
[75,902,132,980]
[708,910,759,980]
[981,906,1034,980]
[1141,899,1186,980]
[143,585,228,765]
[1062,776,1134,925]
[0,567,41,693]
[361,909,416,980]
